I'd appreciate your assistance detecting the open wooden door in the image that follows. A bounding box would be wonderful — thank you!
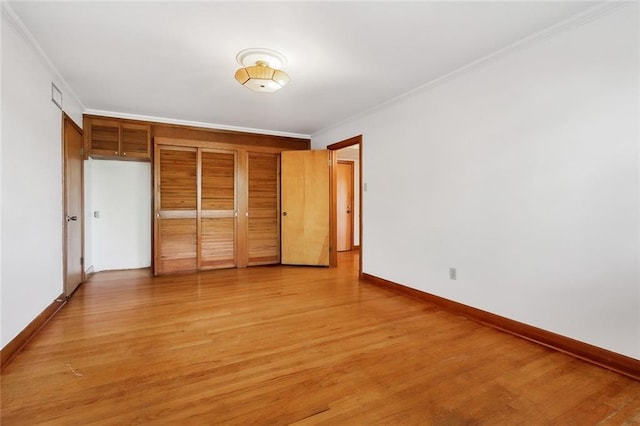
[281,150,331,266]
[63,114,84,296]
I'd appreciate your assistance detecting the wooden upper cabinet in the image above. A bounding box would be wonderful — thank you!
[85,116,150,161]
[121,122,151,159]
[88,118,120,156]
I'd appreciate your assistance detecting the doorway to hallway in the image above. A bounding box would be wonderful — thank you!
[328,135,362,276]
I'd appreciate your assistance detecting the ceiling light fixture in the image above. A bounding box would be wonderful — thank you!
[234,48,290,93]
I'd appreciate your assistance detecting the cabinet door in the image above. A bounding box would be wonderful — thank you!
[247,152,280,265]
[155,146,198,274]
[121,122,150,159]
[200,150,237,269]
[89,118,120,156]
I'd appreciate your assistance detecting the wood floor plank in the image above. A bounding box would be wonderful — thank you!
[1,252,639,424]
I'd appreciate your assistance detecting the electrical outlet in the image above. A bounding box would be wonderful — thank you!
[449,267,457,280]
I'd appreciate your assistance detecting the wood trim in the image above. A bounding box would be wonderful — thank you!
[62,112,69,287]
[152,143,161,275]
[64,113,83,134]
[153,124,309,150]
[83,114,309,151]
[196,148,203,271]
[362,273,640,381]
[276,154,282,265]
[155,137,292,154]
[329,151,337,267]
[149,142,155,273]
[236,151,248,268]
[232,149,239,268]
[201,210,236,219]
[155,144,198,153]
[327,136,361,151]
[158,211,198,219]
[357,139,362,278]
[1,294,66,370]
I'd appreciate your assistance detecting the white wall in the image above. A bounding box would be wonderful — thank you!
[313,4,640,359]
[91,160,151,271]
[1,5,84,347]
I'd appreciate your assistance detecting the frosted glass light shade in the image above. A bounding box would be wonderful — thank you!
[235,62,290,93]
[234,48,290,93]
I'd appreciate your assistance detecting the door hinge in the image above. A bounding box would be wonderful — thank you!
[80,147,84,156]
[80,256,84,266]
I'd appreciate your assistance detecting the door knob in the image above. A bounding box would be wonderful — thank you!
[282,212,287,216]
[66,215,78,222]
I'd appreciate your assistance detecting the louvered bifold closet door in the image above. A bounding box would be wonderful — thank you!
[200,149,237,269]
[247,152,280,265]
[156,146,198,274]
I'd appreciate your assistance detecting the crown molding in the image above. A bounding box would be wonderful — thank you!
[312,1,630,138]
[84,109,311,140]
[1,1,86,111]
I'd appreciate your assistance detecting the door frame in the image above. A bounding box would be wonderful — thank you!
[327,135,362,277]
[62,113,85,297]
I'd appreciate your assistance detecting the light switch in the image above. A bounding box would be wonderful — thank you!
[93,211,100,219]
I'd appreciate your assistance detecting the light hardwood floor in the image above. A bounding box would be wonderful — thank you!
[2,252,639,424]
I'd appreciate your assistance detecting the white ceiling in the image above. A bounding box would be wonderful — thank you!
[8,1,600,137]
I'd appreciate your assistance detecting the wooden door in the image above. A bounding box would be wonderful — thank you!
[200,149,237,269]
[281,150,330,266]
[63,114,84,296]
[337,161,354,252]
[247,152,280,265]
[155,146,198,274]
